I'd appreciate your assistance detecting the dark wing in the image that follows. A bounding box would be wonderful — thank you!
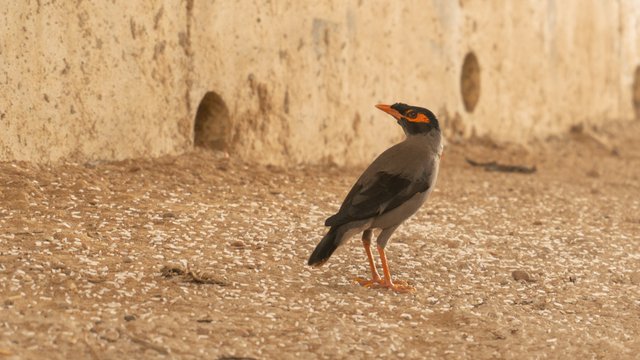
[324,171,431,227]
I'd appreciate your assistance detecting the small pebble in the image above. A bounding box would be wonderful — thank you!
[586,169,600,178]
[512,270,534,282]
[101,328,120,342]
[230,240,246,248]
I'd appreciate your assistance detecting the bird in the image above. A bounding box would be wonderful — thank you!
[307,103,443,293]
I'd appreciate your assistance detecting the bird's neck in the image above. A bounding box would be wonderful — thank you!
[405,129,443,155]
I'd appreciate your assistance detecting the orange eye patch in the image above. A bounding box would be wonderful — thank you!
[406,113,430,123]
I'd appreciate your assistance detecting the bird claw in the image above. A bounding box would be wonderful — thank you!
[354,277,384,288]
[354,277,415,293]
[391,279,409,286]
[385,282,416,293]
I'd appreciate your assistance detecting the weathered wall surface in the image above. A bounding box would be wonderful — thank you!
[0,1,192,162]
[2,1,639,164]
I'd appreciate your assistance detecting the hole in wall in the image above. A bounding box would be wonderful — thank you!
[461,51,480,113]
[193,91,231,151]
[633,66,640,119]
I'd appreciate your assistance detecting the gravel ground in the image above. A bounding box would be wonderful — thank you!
[1,122,639,359]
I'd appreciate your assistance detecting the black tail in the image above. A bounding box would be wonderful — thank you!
[308,227,341,267]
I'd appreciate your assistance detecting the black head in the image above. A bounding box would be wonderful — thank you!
[375,103,440,135]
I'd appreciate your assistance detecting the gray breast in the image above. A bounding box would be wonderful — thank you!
[371,189,430,229]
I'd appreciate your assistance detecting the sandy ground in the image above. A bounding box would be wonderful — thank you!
[1,122,639,359]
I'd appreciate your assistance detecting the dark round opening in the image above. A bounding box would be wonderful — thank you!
[461,52,481,113]
[193,91,230,151]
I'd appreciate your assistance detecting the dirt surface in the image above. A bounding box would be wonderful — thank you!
[1,122,639,359]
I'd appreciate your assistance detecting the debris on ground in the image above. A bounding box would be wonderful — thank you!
[512,270,536,282]
[465,158,537,174]
[1,121,639,358]
[161,263,228,285]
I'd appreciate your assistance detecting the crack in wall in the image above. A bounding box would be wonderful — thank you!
[180,0,195,147]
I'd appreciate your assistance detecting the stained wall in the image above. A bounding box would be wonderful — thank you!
[2,1,639,164]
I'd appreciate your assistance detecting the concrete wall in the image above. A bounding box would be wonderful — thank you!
[0,1,192,163]
[2,1,639,164]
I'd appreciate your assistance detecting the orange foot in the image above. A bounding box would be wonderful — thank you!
[354,277,415,293]
[381,281,416,293]
[354,277,384,288]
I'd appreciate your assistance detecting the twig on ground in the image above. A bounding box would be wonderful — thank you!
[466,158,536,174]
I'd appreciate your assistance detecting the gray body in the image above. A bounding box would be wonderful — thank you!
[309,128,443,266]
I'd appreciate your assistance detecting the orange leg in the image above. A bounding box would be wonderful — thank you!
[377,246,415,293]
[355,230,384,287]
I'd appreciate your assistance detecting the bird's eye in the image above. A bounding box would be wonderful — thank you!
[406,111,417,118]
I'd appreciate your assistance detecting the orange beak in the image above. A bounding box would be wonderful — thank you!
[375,104,403,120]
